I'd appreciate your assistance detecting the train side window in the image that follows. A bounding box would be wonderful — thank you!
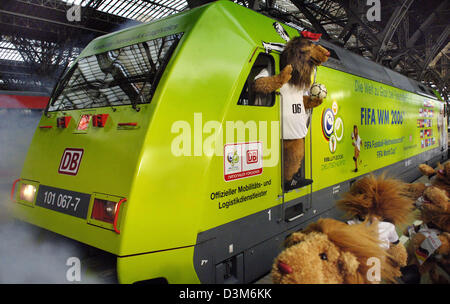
[318,44,340,61]
[418,84,427,93]
[327,48,340,61]
[237,53,275,107]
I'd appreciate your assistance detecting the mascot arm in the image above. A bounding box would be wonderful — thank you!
[405,182,427,200]
[423,187,450,212]
[252,64,292,94]
[419,164,435,177]
[303,95,324,109]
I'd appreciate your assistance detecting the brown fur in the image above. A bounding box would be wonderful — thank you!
[405,184,450,283]
[252,65,292,94]
[387,242,408,268]
[303,95,324,109]
[253,37,329,93]
[272,218,400,284]
[336,174,415,226]
[411,163,450,198]
[252,37,329,184]
[421,187,450,232]
[419,164,437,177]
[405,182,427,200]
[280,38,329,89]
[407,229,450,283]
[336,174,415,274]
[283,138,304,181]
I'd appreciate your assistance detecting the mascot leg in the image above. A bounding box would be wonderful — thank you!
[283,138,303,181]
[283,138,312,190]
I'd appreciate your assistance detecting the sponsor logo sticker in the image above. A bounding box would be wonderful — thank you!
[224,142,262,181]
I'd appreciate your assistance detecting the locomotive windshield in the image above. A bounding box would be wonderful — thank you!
[48,33,183,112]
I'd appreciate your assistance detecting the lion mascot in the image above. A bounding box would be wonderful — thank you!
[407,162,450,200]
[336,174,415,275]
[272,218,400,284]
[252,32,330,190]
[404,185,450,283]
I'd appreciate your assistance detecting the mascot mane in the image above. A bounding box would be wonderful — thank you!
[304,218,399,283]
[280,37,316,89]
[337,174,415,226]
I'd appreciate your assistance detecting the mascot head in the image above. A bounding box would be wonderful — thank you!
[337,174,415,226]
[280,36,330,89]
[271,218,399,284]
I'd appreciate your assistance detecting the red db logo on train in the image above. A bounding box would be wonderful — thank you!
[246,150,258,164]
[58,148,84,176]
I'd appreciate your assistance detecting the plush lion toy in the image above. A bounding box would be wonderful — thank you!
[420,186,450,232]
[407,163,450,200]
[272,218,400,284]
[336,174,415,273]
[252,34,330,190]
[404,186,450,283]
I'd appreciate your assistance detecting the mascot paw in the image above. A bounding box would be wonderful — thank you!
[279,64,293,84]
[303,95,323,109]
[405,182,427,201]
[423,187,450,212]
[419,164,435,177]
[388,242,408,268]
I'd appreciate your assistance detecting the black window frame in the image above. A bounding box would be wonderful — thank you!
[46,33,183,113]
[237,52,276,107]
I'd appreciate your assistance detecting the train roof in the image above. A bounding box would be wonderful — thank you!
[318,40,441,101]
[78,0,441,101]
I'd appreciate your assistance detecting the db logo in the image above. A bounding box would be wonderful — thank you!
[246,149,258,164]
[58,148,84,176]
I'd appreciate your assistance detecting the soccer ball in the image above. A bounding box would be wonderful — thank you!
[310,83,327,99]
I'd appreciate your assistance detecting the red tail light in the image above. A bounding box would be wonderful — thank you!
[91,198,117,224]
[57,116,72,128]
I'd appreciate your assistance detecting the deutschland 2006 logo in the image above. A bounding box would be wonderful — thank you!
[227,149,240,166]
[321,101,344,153]
[322,108,334,139]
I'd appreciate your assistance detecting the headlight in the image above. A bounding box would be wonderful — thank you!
[20,184,36,203]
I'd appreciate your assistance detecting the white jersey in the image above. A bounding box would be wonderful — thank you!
[348,218,399,249]
[255,68,309,139]
[352,133,361,151]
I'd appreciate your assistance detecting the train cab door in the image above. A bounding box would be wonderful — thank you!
[280,106,313,223]
[236,50,283,212]
[269,59,313,223]
[240,48,313,224]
